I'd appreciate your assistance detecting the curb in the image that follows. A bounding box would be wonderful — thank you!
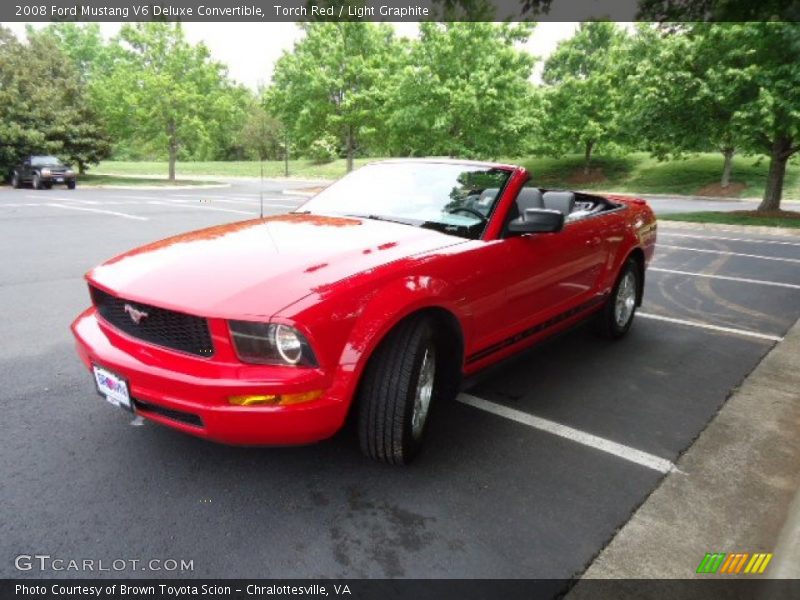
[772,484,800,578]
[658,220,800,238]
[282,189,318,198]
[568,316,800,583]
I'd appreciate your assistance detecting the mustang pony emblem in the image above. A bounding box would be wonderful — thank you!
[123,304,149,324]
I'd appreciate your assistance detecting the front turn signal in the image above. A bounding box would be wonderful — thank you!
[228,390,323,407]
[228,394,279,406]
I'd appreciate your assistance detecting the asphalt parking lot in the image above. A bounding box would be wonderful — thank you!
[1,182,799,580]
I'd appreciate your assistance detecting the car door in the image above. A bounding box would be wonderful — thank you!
[499,215,608,335]
[21,158,32,182]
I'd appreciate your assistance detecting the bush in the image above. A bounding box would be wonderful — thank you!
[307,136,339,164]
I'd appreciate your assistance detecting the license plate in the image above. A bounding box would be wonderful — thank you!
[93,365,133,412]
[55,177,64,182]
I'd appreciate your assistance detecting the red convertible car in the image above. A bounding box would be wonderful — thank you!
[72,159,656,464]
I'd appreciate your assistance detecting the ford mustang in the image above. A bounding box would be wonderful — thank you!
[71,159,656,464]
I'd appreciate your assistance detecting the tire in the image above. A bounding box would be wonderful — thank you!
[595,257,640,339]
[32,174,42,190]
[67,180,76,190]
[358,316,438,465]
[11,172,21,189]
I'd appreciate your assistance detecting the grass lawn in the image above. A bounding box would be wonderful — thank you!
[93,159,375,181]
[94,152,800,200]
[513,152,800,199]
[78,173,221,187]
[660,210,800,229]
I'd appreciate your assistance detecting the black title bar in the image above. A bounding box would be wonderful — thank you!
[3,0,799,22]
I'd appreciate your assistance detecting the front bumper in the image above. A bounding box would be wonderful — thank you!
[71,308,348,445]
[41,174,75,184]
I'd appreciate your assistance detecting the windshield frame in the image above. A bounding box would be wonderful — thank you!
[296,160,515,241]
[30,156,64,167]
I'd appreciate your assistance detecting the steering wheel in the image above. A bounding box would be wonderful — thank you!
[447,207,487,222]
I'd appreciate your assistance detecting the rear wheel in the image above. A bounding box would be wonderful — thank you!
[358,316,438,465]
[595,258,639,339]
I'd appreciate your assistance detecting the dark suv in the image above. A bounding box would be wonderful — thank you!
[11,155,77,189]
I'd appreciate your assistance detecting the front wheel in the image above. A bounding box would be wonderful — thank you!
[595,258,640,339]
[67,180,76,190]
[358,316,438,465]
[32,174,42,190]
[11,172,21,189]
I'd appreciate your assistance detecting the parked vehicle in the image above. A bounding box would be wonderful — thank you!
[71,159,657,464]
[10,155,76,189]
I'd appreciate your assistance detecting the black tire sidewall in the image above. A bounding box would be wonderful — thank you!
[606,259,639,337]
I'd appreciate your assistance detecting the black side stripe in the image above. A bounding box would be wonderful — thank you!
[466,295,607,365]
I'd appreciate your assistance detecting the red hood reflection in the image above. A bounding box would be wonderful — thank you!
[88,213,464,318]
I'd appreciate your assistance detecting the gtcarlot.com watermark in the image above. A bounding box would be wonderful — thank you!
[14,554,194,572]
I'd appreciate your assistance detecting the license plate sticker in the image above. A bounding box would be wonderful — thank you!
[92,365,132,411]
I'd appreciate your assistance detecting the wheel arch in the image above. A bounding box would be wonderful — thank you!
[626,247,646,306]
[342,302,467,427]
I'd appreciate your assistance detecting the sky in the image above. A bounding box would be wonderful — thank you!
[4,21,580,89]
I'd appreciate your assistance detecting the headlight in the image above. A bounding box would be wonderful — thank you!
[41,168,51,176]
[228,321,317,367]
[65,169,75,176]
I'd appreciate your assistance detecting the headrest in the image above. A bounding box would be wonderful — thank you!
[543,191,575,216]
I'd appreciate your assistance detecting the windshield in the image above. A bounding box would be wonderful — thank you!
[298,162,513,239]
[31,156,64,167]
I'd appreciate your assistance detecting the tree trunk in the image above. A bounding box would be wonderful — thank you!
[78,160,87,175]
[345,125,354,173]
[284,129,289,177]
[167,120,177,182]
[583,140,594,174]
[720,147,734,188]
[758,137,792,212]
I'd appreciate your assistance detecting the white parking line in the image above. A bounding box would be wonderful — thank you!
[146,200,253,215]
[638,312,783,342]
[45,203,148,221]
[649,267,800,290]
[457,393,676,473]
[659,232,800,248]
[659,244,800,264]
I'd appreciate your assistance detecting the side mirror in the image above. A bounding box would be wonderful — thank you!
[508,208,565,235]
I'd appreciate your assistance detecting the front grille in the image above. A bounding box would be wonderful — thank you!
[90,286,214,357]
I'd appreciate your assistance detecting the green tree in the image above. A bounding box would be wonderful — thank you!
[31,23,113,82]
[96,23,246,180]
[239,102,284,161]
[624,24,755,188]
[267,22,400,172]
[384,22,536,158]
[0,26,111,175]
[718,23,800,211]
[539,22,628,173]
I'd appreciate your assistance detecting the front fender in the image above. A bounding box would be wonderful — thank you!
[342,275,466,369]
[280,274,467,410]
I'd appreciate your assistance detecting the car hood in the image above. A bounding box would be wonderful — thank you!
[88,213,465,318]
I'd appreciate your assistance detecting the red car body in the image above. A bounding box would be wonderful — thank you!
[72,159,656,449]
